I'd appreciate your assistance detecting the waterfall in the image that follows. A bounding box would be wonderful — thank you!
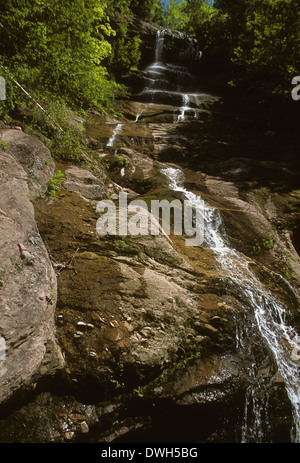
[141,28,204,109]
[155,29,165,63]
[163,166,300,443]
[107,123,123,147]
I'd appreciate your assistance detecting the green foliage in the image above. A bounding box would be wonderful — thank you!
[133,348,203,398]
[251,236,276,255]
[110,33,141,75]
[0,140,7,151]
[100,158,111,170]
[11,256,30,270]
[163,0,300,100]
[22,98,90,163]
[105,0,165,77]
[0,69,20,116]
[105,2,142,77]
[49,289,57,303]
[230,0,300,96]
[284,251,295,280]
[214,0,300,97]
[50,130,88,163]
[285,262,294,280]
[131,0,164,22]
[163,0,217,47]
[163,0,189,31]
[109,360,126,390]
[115,155,127,167]
[114,239,128,248]
[47,170,65,198]
[0,0,129,118]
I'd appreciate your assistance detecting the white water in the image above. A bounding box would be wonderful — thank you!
[177,94,190,122]
[135,112,143,122]
[107,123,123,147]
[163,166,300,442]
[155,29,165,63]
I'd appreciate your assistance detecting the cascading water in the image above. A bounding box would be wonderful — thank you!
[163,166,300,443]
[107,123,123,147]
[134,112,143,122]
[155,28,165,63]
[177,94,190,122]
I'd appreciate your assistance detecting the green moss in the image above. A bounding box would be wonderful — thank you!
[133,348,203,398]
[11,257,30,270]
[113,239,128,249]
[284,252,295,280]
[251,232,276,256]
[0,140,7,151]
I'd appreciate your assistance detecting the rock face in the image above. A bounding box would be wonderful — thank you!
[0,127,64,406]
[0,23,299,444]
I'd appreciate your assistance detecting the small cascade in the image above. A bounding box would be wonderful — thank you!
[107,123,123,147]
[177,94,190,122]
[241,361,271,443]
[134,112,143,122]
[163,166,300,443]
[155,29,165,62]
